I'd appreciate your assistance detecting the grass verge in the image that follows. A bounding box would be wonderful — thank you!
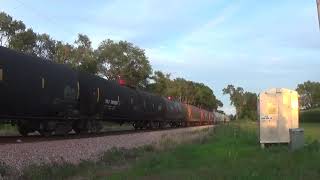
[107,121,320,180]
[0,124,18,136]
[6,122,320,179]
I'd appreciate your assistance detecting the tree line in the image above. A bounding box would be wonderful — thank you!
[296,81,320,110]
[0,12,222,111]
[147,71,223,110]
[223,81,320,120]
[223,85,257,120]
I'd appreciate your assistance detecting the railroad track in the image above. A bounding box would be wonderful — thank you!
[0,126,195,145]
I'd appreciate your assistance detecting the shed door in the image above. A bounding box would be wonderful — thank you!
[260,93,278,143]
[278,93,290,142]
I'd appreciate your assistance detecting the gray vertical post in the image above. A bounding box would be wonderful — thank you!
[317,0,320,29]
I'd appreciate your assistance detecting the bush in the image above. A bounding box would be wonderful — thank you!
[300,108,320,123]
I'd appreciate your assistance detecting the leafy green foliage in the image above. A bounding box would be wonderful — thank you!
[147,71,171,95]
[296,81,320,109]
[96,39,152,87]
[223,85,257,120]
[147,71,223,111]
[73,34,98,73]
[0,12,25,46]
[9,28,37,54]
[300,108,320,123]
[34,33,56,60]
[52,41,74,64]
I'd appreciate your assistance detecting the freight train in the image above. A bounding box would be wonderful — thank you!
[0,46,214,136]
[213,111,230,124]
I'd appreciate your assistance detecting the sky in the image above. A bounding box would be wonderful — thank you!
[1,0,319,114]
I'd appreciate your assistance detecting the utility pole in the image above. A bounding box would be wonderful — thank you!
[317,0,320,29]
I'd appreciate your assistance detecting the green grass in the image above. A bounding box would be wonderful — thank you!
[301,123,320,141]
[18,121,320,180]
[101,122,133,131]
[106,122,320,180]
[0,161,14,178]
[0,124,18,136]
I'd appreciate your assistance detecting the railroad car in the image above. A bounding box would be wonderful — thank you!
[0,46,215,136]
[132,90,166,129]
[183,104,215,126]
[214,111,229,123]
[163,99,186,127]
[0,46,78,136]
[184,104,202,126]
[76,72,154,133]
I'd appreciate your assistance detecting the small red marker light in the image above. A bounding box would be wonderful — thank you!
[118,75,126,86]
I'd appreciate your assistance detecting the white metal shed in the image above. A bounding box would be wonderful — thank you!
[258,88,299,146]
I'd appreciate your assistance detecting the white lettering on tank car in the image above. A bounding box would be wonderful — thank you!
[104,96,121,111]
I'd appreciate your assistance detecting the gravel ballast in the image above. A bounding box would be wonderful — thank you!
[0,125,213,172]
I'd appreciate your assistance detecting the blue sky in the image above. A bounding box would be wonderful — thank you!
[1,0,319,114]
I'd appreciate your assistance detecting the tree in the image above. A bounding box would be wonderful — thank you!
[223,85,244,118]
[34,33,56,60]
[147,71,171,96]
[9,28,37,55]
[0,12,25,46]
[147,72,222,111]
[53,41,75,65]
[215,99,223,110]
[241,91,258,119]
[96,39,152,87]
[73,34,98,73]
[223,85,257,120]
[296,81,320,109]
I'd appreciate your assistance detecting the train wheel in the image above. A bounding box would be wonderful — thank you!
[39,129,53,137]
[17,121,30,136]
[156,121,161,129]
[133,122,139,130]
[39,122,53,137]
[17,125,29,137]
[147,122,153,129]
[73,127,82,134]
[159,122,165,129]
[152,121,159,129]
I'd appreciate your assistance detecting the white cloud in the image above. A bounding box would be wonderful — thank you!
[178,3,239,47]
[145,1,240,69]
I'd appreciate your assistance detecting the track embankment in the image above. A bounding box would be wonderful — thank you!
[0,125,214,173]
